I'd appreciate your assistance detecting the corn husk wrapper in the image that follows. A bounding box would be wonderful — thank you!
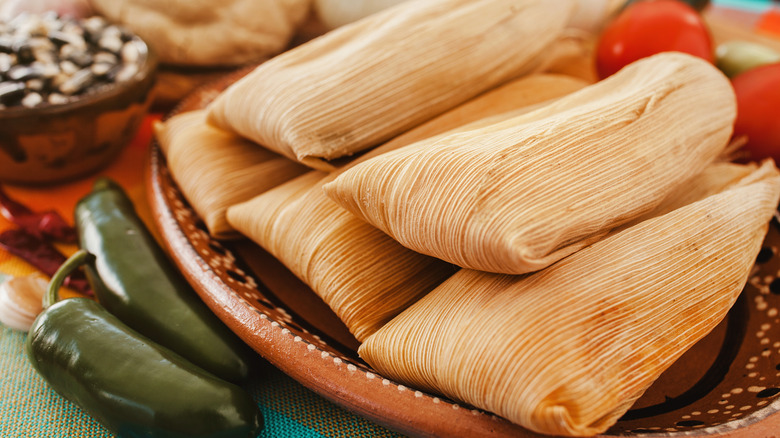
[154,110,308,239]
[379,74,589,154]
[618,160,776,231]
[314,0,407,30]
[90,0,311,66]
[207,0,575,171]
[227,74,587,341]
[324,53,737,275]
[228,171,457,342]
[360,161,780,437]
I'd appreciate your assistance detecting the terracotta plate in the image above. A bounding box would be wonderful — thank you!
[146,70,780,438]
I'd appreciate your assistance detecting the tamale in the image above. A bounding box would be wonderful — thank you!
[89,0,310,67]
[228,172,457,342]
[375,74,589,155]
[323,53,737,275]
[359,162,780,437]
[227,74,588,341]
[618,160,777,230]
[206,0,574,170]
[154,110,308,239]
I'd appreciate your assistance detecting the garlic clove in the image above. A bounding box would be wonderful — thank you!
[0,273,48,331]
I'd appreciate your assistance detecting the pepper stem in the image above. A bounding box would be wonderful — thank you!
[44,249,93,309]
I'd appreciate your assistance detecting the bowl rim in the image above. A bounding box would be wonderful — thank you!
[0,34,158,119]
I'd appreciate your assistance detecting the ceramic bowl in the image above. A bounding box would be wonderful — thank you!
[0,36,157,186]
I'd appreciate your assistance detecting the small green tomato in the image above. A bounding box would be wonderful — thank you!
[715,40,780,78]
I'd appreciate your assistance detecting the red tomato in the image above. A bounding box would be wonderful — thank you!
[596,0,714,79]
[732,63,780,163]
[757,9,780,38]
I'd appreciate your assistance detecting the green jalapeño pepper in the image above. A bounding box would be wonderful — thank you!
[27,250,263,438]
[75,178,250,383]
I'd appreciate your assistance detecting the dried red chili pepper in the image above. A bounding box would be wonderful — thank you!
[0,187,77,243]
[0,229,90,295]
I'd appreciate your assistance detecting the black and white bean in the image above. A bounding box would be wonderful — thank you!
[0,81,25,105]
[21,91,42,107]
[0,13,146,108]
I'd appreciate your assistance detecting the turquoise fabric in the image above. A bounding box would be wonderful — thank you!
[713,0,774,12]
[260,409,327,438]
[0,326,402,437]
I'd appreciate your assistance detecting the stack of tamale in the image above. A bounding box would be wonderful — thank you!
[153,0,780,436]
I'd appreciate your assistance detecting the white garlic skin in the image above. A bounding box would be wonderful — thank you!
[0,274,47,332]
